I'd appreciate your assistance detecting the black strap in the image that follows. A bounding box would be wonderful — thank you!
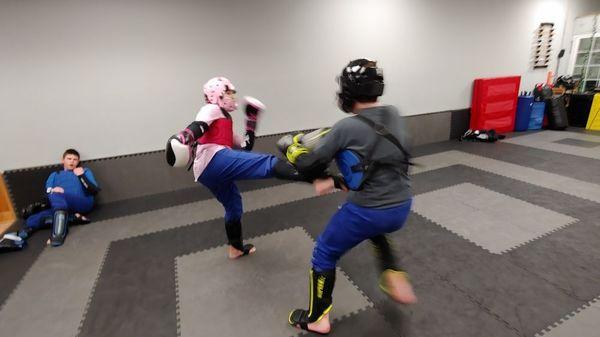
[353,114,412,165]
[187,142,198,171]
[78,174,101,196]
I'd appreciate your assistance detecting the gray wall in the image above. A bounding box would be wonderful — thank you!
[0,0,567,170]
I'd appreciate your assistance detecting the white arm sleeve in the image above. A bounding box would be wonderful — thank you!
[195,104,224,125]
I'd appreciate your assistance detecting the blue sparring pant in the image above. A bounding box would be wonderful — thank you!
[25,192,94,230]
[198,149,278,223]
[312,199,413,272]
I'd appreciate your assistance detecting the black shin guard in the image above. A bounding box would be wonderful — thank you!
[50,210,68,247]
[289,269,336,329]
[307,269,336,321]
[273,160,331,184]
[225,219,244,251]
[272,160,307,182]
[370,234,401,272]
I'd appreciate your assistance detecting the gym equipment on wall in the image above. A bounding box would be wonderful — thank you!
[534,23,554,69]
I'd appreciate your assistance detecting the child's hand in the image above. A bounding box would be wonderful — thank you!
[313,177,335,196]
[73,167,85,176]
[51,187,64,193]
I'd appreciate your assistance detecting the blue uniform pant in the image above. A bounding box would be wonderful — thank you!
[198,149,278,223]
[25,192,94,230]
[312,199,413,271]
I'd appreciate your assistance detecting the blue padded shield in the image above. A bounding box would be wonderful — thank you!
[335,149,365,191]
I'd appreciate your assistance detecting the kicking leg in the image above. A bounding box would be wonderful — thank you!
[207,148,279,181]
[201,148,322,183]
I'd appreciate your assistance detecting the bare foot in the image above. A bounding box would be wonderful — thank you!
[228,245,256,259]
[294,313,331,335]
[380,270,418,304]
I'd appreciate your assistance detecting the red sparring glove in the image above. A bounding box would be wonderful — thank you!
[243,96,266,133]
[241,96,265,151]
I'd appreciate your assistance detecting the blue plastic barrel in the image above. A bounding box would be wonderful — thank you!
[515,95,534,131]
[528,101,545,130]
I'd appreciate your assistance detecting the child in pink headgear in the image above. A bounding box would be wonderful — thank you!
[166,76,310,259]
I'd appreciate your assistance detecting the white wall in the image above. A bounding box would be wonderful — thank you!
[0,0,567,170]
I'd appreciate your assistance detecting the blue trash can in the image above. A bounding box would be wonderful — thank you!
[528,101,545,130]
[515,95,534,131]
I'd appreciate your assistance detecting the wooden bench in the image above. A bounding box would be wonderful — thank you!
[0,174,16,234]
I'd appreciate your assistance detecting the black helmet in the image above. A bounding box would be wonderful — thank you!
[337,58,384,113]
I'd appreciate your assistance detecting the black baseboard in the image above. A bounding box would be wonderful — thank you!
[3,108,470,218]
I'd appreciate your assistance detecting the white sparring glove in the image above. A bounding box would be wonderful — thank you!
[166,135,194,168]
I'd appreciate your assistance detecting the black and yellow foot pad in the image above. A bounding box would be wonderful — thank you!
[378,269,410,297]
[288,309,330,335]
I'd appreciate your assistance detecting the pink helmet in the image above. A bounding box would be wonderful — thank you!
[203,77,238,112]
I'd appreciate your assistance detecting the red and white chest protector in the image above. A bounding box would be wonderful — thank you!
[192,104,243,181]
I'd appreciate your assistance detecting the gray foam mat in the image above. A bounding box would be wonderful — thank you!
[503,131,600,161]
[0,183,317,337]
[536,297,600,337]
[2,132,600,337]
[176,227,371,337]
[0,178,288,321]
[299,307,400,337]
[456,140,600,184]
[78,193,345,337]
[76,161,600,337]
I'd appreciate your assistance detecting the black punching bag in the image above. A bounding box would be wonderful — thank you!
[545,96,568,130]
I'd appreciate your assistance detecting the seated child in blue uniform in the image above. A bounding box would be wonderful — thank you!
[19,149,100,247]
